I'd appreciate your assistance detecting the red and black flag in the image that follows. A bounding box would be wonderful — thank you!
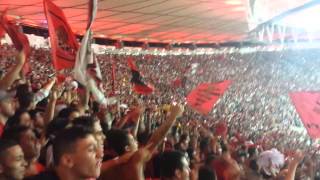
[187,80,232,115]
[43,0,79,71]
[127,57,154,95]
[0,11,31,74]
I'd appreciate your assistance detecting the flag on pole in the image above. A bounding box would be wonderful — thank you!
[73,0,116,106]
[43,0,79,71]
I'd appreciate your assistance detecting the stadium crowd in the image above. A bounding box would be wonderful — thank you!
[0,43,319,180]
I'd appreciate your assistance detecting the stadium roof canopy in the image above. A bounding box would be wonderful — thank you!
[0,0,314,44]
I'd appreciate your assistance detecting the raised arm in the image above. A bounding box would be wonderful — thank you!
[146,104,184,154]
[33,77,56,104]
[115,106,143,129]
[0,51,25,90]
[285,151,304,180]
[44,85,61,126]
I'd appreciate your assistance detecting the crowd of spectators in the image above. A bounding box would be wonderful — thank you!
[0,43,319,180]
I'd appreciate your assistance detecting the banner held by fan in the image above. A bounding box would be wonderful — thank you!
[43,0,79,71]
[0,11,30,74]
[290,92,320,139]
[187,80,232,115]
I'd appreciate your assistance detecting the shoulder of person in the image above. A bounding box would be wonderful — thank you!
[131,147,153,163]
[24,171,59,180]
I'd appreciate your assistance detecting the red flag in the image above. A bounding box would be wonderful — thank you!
[0,12,30,74]
[187,80,232,115]
[127,57,154,95]
[0,25,5,39]
[43,0,79,71]
[289,92,320,139]
[127,57,138,71]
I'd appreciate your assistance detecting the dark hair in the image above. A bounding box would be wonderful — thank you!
[198,167,216,180]
[160,151,186,178]
[52,126,93,166]
[16,84,30,98]
[57,107,78,120]
[106,129,130,155]
[5,110,30,129]
[17,92,34,110]
[179,134,189,143]
[45,118,69,139]
[29,109,45,121]
[72,116,97,132]
[2,125,30,143]
[0,139,19,160]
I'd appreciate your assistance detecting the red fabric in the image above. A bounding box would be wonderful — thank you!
[43,0,79,71]
[1,12,30,74]
[35,162,45,173]
[127,57,154,95]
[133,84,154,95]
[215,122,228,137]
[0,25,5,39]
[290,92,320,139]
[127,57,138,71]
[212,159,228,180]
[0,123,4,137]
[187,80,232,115]
[56,74,66,84]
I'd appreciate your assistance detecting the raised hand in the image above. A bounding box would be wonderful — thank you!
[291,150,304,165]
[169,104,184,118]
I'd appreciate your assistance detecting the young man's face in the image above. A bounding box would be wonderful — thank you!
[70,134,103,178]
[0,145,27,180]
[93,121,105,148]
[19,129,41,160]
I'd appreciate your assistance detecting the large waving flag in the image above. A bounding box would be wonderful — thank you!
[127,57,154,95]
[73,0,97,86]
[290,92,320,139]
[73,0,116,106]
[43,0,79,71]
[187,80,232,115]
[0,12,30,74]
